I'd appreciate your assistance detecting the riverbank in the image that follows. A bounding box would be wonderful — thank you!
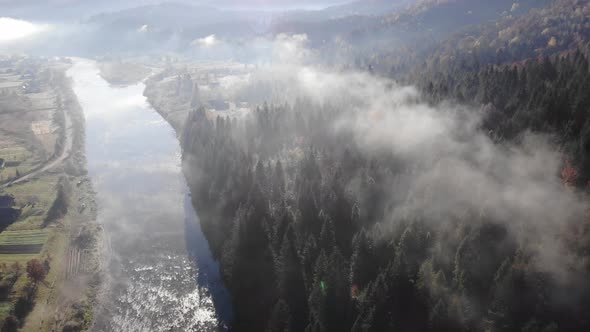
[26,64,103,332]
[25,64,101,332]
[142,60,237,327]
[0,57,102,331]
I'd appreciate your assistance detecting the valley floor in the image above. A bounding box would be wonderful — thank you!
[0,56,102,331]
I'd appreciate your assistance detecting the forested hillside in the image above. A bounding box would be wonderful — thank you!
[418,51,590,178]
[175,1,590,331]
[181,56,590,332]
[382,0,547,34]
[312,0,553,76]
[417,0,590,74]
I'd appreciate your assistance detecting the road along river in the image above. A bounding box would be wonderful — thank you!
[67,59,232,331]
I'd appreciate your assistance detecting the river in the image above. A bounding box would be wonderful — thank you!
[66,59,231,331]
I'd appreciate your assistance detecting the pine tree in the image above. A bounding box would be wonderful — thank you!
[276,226,308,331]
[266,300,292,332]
[350,231,377,289]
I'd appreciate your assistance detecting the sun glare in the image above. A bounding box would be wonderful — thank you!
[0,17,49,43]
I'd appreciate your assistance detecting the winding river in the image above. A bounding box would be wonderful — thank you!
[67,59,231,331]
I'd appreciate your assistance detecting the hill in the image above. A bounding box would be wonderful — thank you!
[421,0,590,73]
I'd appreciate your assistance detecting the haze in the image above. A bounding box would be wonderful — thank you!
[0,1,589,332]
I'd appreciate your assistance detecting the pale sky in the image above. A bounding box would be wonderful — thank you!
[0,0,351,10]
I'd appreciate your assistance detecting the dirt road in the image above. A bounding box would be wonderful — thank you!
[0,108,73,189]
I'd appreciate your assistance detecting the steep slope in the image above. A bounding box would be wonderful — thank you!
[301,0,553,72]
[422,0,590,72]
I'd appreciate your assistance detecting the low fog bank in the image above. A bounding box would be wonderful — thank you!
[212,34,588,283]
[0,15,271,59]
[0,1,396,62]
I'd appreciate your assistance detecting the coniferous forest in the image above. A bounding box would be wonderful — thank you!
[169,1,590,331]
[181,50,590,332]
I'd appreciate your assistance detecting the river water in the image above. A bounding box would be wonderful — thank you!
[67,59,231,331]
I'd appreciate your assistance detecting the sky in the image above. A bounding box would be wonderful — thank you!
[0,0,351,10]
[207,0,351,10]
[0,0,353,21]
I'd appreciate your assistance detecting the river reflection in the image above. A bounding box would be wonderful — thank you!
[67,59,231,332]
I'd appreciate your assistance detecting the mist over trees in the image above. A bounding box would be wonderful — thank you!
[80,0,590,331]
[168,2,590,330]
[178,45,590,331]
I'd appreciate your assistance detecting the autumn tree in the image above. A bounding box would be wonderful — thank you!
[26,259,46,284]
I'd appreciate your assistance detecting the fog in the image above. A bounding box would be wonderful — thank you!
[2,0,587,330]
[0,0,409,59]
[198,33,588,285]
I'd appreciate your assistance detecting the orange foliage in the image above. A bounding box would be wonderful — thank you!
[351,284,359,299]
[561,162,578,186]
[26,259,46,283]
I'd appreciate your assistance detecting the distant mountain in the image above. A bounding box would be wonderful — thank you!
[202,0,350,10]
[326,0,417,17]
[273,0,416,23]
[87,3,228,29]
[80,2,270,55]
[382,0,551,36]
[0,0,353,21]
[424,0,590,71]
[0,0,162,21]
[314,0,555,73]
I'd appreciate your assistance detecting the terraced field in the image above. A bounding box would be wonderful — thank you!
[0,230,47,255]
[3,176,58,230]
[0,144,37,181]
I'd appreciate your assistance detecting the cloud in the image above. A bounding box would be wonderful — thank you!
[272,33,311,63]
[220,33,588,282]
[192,34,219,48]
[300,68,585,279]
[0,17,51,43]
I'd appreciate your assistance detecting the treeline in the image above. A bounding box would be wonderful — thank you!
[181,89,590,331]
[417,49,590,183]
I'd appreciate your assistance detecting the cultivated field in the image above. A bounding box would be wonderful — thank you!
[0,230,48,254]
